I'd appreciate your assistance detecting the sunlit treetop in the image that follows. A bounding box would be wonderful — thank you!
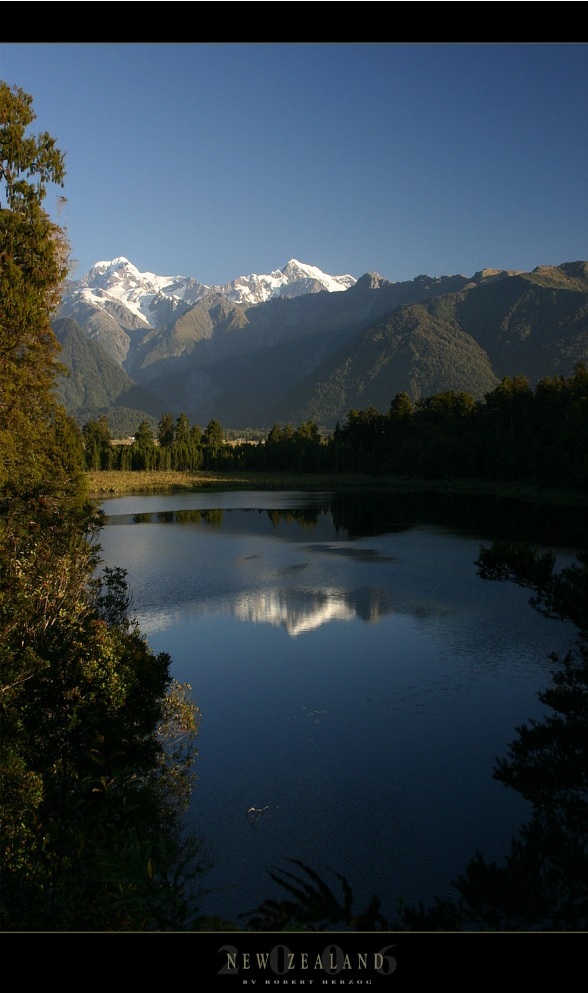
[0,81,66,213]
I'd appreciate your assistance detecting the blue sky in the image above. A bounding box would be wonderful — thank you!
[1,42,586,285]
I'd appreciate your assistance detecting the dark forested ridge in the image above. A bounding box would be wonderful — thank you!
[54,260,588,435]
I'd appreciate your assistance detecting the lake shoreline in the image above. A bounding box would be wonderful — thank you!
[86,469,587,508]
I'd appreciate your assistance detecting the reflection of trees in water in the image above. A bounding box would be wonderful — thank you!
[243,542,588,932]
[126,492,587,549]
[330,489,588,547]
[173,508,224,526]
[451,543,588,931]
[131,508,226,525]
[267,508,322,529]
[132,507,324,529]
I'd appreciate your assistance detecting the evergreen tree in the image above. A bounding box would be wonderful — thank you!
[157,412,175,448]
[131,418,156,469]
[454,543,588,929]
[0,82,70,499]
[0,82,204,931]
[175,412,191,444]
[83,415,113,470]
[202,418,225,469]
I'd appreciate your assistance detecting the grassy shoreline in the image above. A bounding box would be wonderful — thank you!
[86,469,587,507]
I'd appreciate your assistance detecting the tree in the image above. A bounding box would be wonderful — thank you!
[388,391,414,422]
[190,423,203,446]
[264,423,295,470]
[83,414,112,470]
[131,418,156,469]
[453,542,588,929]
[293,420,323,472]
[481,376,535,480]
[175,412,191,445]
[157,412,175,448]
[202,418,225,469]
[340,406,385,473]
[0,83,204,931]
[134,418,155,448]
[0,81,70,498]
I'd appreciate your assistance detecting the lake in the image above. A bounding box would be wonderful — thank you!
[97,488,582,926]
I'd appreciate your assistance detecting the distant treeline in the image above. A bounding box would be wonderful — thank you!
[83,364,588,491]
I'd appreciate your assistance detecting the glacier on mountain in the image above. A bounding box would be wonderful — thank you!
[66,257,357,329]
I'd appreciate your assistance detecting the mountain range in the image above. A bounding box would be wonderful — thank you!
[53,256,588,436]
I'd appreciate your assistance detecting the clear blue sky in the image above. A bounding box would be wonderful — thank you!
[1,41,586,285]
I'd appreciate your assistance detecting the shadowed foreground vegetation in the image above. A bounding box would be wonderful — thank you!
[1,82,206,932]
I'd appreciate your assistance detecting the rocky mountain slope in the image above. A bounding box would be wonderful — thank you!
[54,258,588,434]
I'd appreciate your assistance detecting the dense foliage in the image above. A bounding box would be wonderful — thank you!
[84,364,588,493]
[0,82,204,931]
[53,315,163,438]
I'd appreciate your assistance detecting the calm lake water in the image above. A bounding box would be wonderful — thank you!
[97,489,582,926]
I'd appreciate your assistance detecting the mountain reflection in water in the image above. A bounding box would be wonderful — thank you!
[98,488,584,924]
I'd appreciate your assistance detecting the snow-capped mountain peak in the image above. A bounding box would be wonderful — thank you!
[280,258,356,291]
[64,257,357,328]
[205,258,356,306]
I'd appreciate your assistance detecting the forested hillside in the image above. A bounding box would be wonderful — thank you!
[54,260,588,433]
[54,315,165,437]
